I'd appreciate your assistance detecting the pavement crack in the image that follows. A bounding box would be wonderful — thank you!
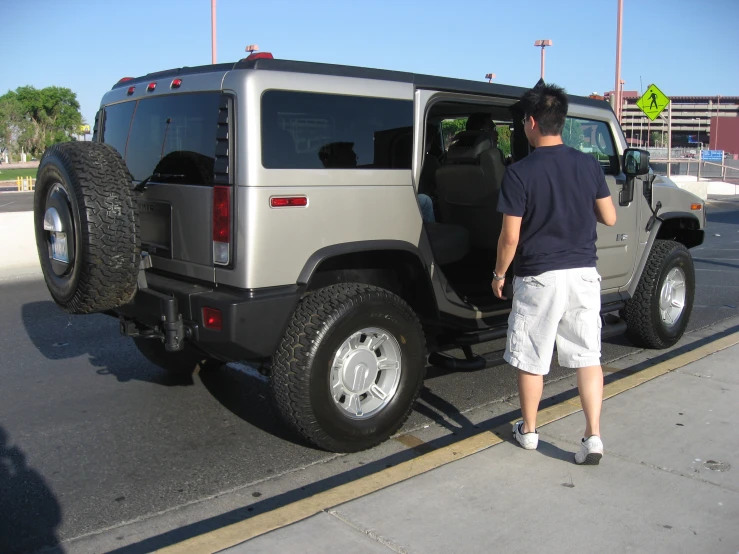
[674,369,737,386]
[539,431,739,494]
[328,509,409,553]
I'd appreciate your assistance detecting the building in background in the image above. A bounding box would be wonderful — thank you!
[604,91,739,154]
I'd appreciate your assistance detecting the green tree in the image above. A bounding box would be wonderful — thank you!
[0,92,23,157]
[1,86,84,157]
[562,118,585,150]
[496,125,511,157]
[441,118,467,148]
[650,131,666,148]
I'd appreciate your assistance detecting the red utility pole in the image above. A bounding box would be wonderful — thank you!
[534,40,552,80]
[211,0,217,64]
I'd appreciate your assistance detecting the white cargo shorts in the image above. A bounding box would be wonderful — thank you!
[504,267,602,375]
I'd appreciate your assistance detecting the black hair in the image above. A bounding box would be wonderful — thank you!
[466,112,492,131]
[521,83,568,136]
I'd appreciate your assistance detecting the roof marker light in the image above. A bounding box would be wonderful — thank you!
[171,78,182,89]
[245,52,274,61]
[127,86,136,96]
[147,82,157,92]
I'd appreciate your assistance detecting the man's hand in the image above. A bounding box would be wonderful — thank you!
[491,277,506,300]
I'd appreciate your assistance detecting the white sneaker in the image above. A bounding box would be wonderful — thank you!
[575,435,604,465]
[512,421,539,450]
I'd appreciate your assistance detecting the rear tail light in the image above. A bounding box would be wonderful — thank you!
[202,307,223,331]
[212,186,231,265]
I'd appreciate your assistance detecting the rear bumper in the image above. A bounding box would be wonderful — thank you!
[115,272,303,361]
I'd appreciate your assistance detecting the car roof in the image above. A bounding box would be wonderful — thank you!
[112,57,611,112]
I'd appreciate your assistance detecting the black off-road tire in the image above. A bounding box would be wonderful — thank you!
[271,284,426,453]
[133,337,217,375]
[34,142,140,314]
[621,240,695,349]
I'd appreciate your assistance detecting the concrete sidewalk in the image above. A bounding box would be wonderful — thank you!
[224,342,739,554]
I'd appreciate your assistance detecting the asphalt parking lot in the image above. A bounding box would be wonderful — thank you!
[0,195,737,553]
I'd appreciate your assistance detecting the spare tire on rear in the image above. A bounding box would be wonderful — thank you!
[34,142,140,314]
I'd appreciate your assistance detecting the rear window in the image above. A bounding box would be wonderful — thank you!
[261,91,413,169]
[101,92,221,184]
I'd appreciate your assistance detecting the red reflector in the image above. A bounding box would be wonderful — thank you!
[246,52,274,61]
[127,86,136,95]
[270,196,308,208]
[171,78,182,88]
[202,307,223,331]
[147,82,157,92]
[213,186,231,243]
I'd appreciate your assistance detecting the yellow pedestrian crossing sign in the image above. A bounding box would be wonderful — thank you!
[636,84,670,121]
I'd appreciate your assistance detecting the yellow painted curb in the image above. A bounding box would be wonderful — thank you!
[158,432,501,553]
[158,331,739,554]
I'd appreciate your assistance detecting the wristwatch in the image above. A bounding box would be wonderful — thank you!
[492,271,505,281]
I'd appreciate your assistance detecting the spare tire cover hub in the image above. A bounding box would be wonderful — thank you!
[44,184,75,276]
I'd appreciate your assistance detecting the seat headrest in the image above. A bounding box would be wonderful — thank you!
[446,131,492,163]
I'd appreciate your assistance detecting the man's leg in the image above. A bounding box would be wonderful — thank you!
[418,194,435,223]
[518,370,543,434]
[577,365,603,437]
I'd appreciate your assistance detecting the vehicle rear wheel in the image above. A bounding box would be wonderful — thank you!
[133,337,216,375]
[621,240,695,349]
[271,283,426,452]
[34,142,140,314]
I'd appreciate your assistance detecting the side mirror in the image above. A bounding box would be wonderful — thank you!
[623,148,650,177]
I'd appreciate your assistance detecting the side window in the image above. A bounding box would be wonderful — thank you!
[261,91,413,169]
[562,117,619,175]
[124,92,221,184]
[101,101,136,158]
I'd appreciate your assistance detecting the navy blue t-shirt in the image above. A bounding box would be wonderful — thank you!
[497,144,611,277]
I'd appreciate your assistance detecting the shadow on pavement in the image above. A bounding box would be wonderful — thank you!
[21,301,197,387]
[199,364,310,448]
[0,427,62,554]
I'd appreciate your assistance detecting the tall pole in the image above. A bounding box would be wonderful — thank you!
[715,95,720,150]
[614,0,624,123]
[534,40,552,81]
[211,0,217,64]
[541,47,545,80]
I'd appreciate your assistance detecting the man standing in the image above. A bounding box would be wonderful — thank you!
[491,83,617,465]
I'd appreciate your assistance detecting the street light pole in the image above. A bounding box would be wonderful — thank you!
[211,0,217,64]
[534,40,552,80]
[614,0,624,123]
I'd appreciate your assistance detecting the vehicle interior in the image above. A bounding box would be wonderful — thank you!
[420,99,529,310]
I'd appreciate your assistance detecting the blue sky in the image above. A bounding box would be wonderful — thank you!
[3,0,737,127]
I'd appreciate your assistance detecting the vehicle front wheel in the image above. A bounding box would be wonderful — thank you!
[621,240,695,349]
[271,283,426,453]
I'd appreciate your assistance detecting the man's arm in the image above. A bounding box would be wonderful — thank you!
[595,196,617,226]
[492,214,522,300]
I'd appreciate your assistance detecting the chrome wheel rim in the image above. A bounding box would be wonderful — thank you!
[659,267,686,326]
[329,327,401,420]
